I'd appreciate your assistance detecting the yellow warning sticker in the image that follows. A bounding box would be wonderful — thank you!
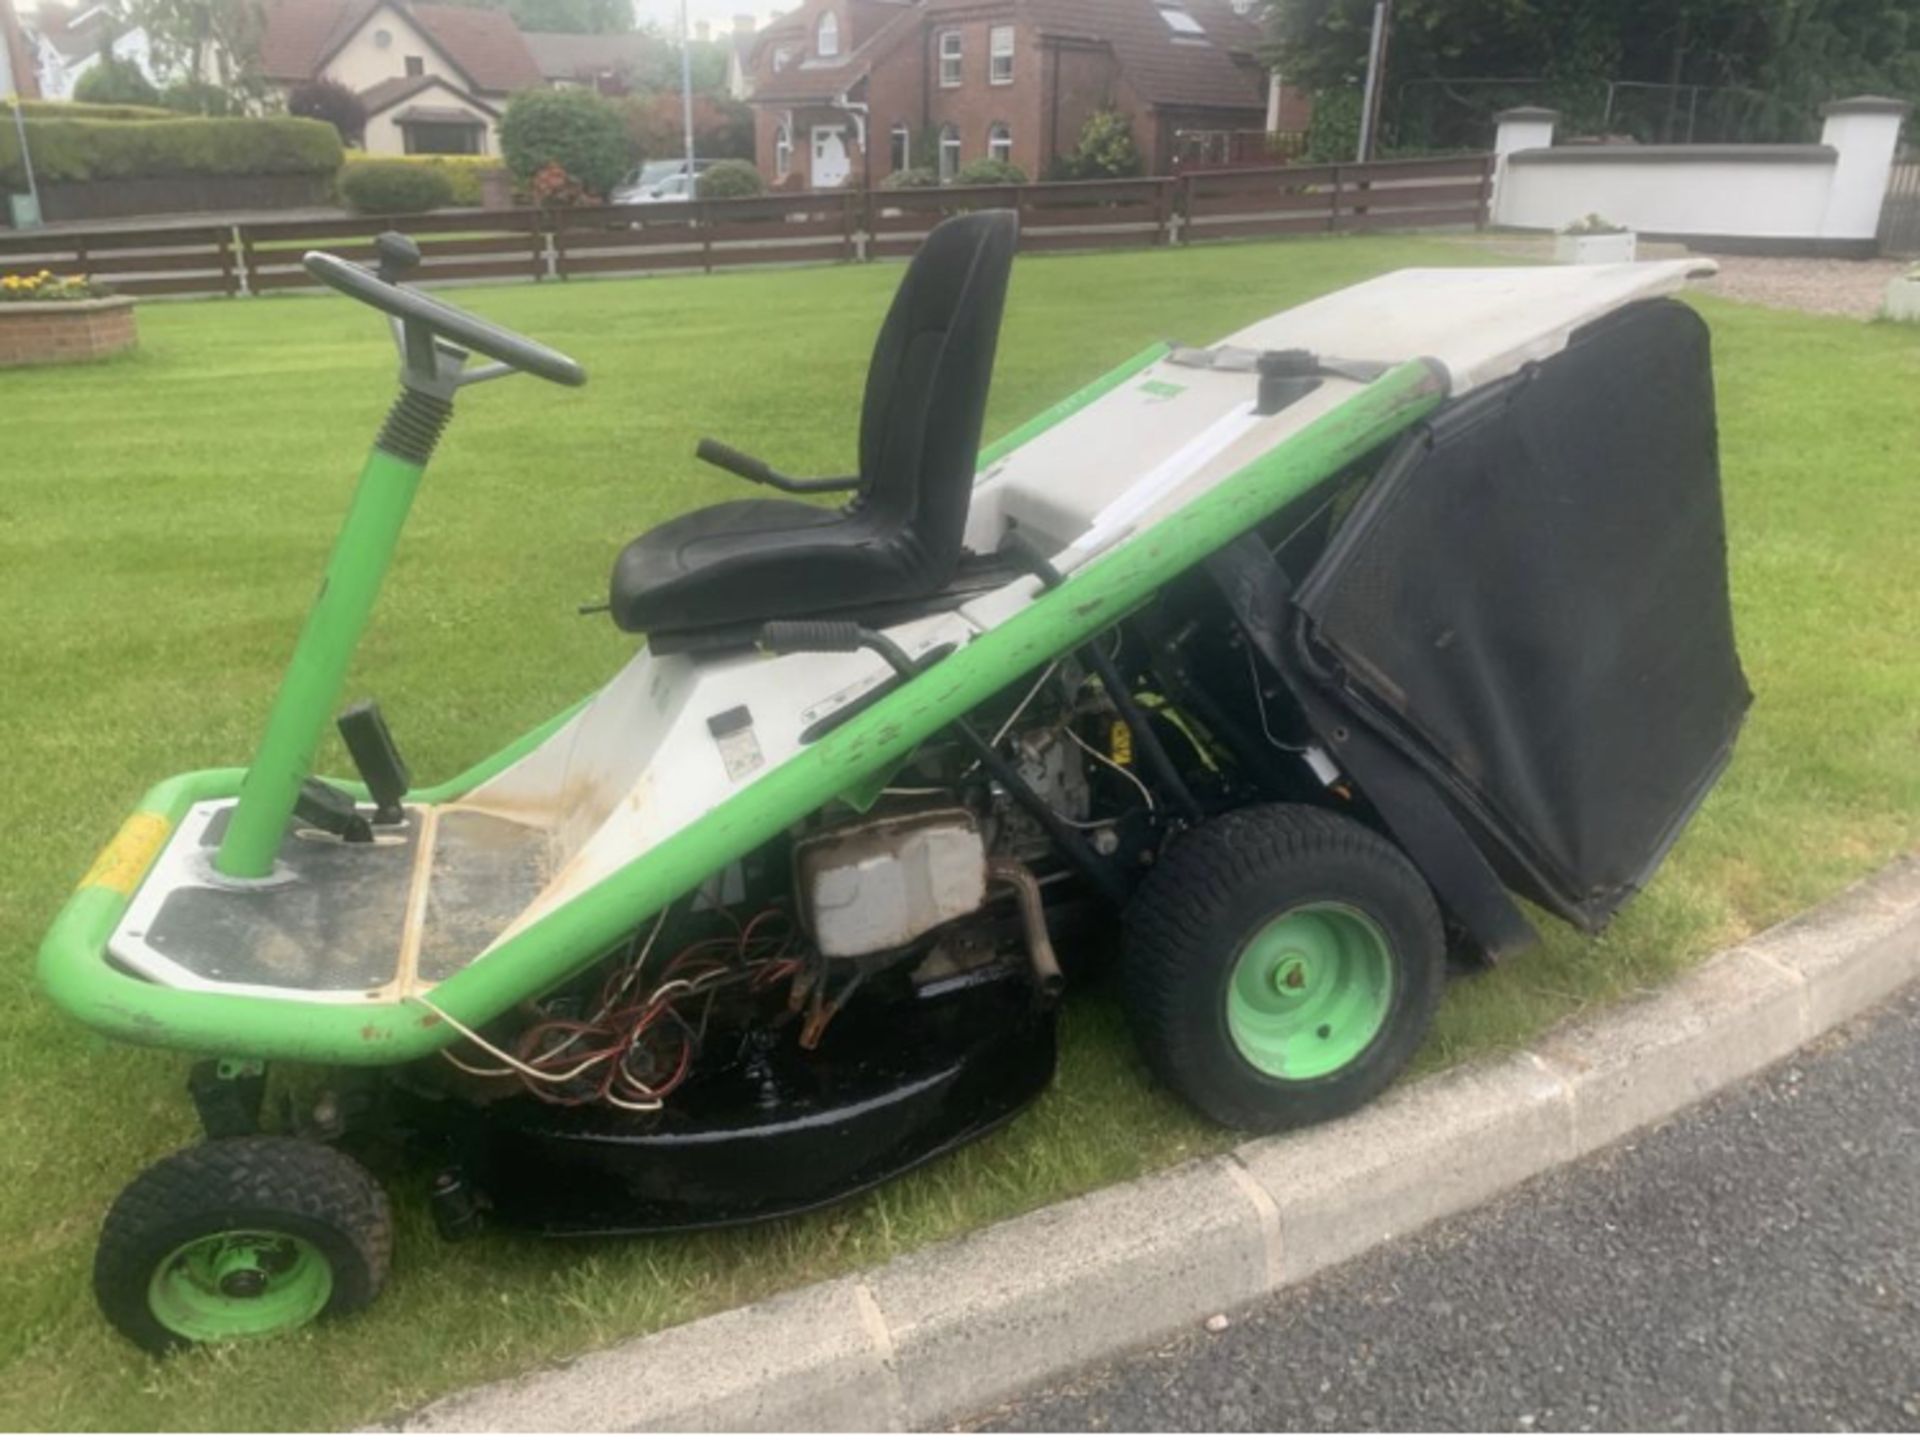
[77,812,172,896]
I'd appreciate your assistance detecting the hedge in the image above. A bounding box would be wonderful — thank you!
[338,153,502,207]
[338,159,455,214]
[11,99,174,121]
[697,158,764,199]
[0,116,343,189]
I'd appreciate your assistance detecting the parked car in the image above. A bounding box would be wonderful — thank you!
[612,159,715,204]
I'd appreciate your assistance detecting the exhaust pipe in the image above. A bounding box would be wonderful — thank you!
[987,856,1066,1003]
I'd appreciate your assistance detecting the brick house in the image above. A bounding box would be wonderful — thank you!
[744,0,1269,190]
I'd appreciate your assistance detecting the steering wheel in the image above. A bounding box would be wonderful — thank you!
[303,234,586,388]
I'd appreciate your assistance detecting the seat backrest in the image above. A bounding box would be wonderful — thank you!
[856,209,1017,581]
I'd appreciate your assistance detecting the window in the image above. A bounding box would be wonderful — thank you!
[988,121,1011,163]
[774,123,792,178]
[816,11,839,57]
[404,55,424,76]
[890,122,911,173]
[938,29,962,87]
[989,24,1013,84]
[773,44,795,71]
[403,121,483,155]
[373,26,392,47]
[1155,2,1205,35]
[938,123,960,181]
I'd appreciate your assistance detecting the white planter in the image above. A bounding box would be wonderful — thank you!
[1883,274,1920,324]
[1555,230,1638,265]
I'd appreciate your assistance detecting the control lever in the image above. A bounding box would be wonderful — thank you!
[338,700,411,825]
[294,778,374,843]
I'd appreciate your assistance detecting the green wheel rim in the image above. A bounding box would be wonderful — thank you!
[147,1230,333,1342]
[1226,902,1395,1080]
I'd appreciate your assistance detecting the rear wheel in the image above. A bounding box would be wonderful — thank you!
[94,1135,391,1353]
[1122,804,1445,1131]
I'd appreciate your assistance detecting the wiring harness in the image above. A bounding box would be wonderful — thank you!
[425,906,815,1112]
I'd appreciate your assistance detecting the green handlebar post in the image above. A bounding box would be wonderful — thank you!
[213,444,427,878]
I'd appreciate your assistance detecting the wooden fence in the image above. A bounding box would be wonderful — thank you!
[0,155,1493,301]
[1879,159,1920,257]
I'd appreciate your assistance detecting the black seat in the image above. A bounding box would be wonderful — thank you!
[609,210,1018,637]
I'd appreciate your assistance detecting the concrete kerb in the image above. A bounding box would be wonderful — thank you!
[394,853,1920,1433]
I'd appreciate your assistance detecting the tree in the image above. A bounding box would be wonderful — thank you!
[121,0,268,98]
[1052,109,1143,179]
[75,54,161,106]
[499,86,630,197]
[289,77,367,145]
[616,91,753,162]
[1262,0,1920,149]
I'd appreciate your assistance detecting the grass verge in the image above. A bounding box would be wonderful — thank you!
[3,236,1917,1429]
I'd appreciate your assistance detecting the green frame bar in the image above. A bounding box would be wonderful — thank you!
[39,361,1445,1065]
[215,445,428,878]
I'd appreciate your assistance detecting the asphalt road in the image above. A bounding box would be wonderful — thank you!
[970,982,1920,1432]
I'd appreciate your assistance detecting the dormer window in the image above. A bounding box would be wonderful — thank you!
[816,11,840,57]
[1155,2,1205,35]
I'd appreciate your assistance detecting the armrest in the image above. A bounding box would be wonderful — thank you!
[696,438,861,496]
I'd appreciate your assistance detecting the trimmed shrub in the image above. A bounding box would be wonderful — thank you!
[880,165,938,189]
[696,158,763,199]
[337,159,455,214]
[73,57,161,108]
[0,116,344,188]
[499,88,628,199]
[338,154,500,207]
[289,78,368,146]
[14,99,172,121]
[953,157,1028,185]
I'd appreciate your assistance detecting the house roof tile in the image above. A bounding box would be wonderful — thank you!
[521,28,655,80]
[1023,0,1264,110]
[260,0,543,93]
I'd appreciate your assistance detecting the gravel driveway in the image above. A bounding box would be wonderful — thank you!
[1695,254,1907,320]
[1450,232,1906,320]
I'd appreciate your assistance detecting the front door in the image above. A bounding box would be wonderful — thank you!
[811,126,851,188]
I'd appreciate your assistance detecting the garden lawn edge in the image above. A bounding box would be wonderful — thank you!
[386,853,1920,1433]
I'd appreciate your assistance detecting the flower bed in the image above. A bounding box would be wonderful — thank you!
[0,272,136,367]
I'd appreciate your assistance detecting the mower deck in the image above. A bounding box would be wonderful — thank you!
[410,965,1058,1236]
[110,800,551,999]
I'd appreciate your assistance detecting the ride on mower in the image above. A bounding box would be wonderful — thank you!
[40,214,1749,1350]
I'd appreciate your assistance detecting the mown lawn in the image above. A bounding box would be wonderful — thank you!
[3,236,1917,1430]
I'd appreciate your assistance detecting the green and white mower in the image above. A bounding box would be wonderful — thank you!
[40,217,1749,1351]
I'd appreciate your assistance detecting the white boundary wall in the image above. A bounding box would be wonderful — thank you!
[1491,97,1910,254]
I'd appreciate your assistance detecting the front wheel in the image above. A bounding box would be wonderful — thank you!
[94,1135,392,1353]
[1122,804,1446,1132]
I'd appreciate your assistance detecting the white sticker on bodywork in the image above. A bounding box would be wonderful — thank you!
[708,707,765,782]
